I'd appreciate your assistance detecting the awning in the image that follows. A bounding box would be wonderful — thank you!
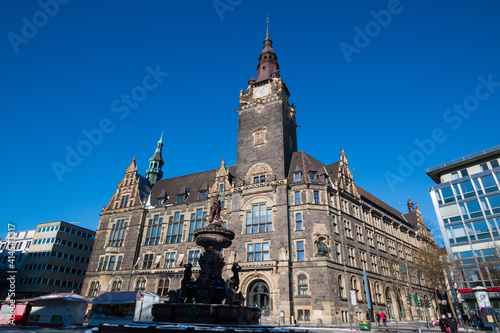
[22,293,92,303]
[93,292,153,304]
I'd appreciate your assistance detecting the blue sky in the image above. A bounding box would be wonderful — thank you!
[1,1,499,244]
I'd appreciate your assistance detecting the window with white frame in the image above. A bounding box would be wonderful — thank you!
[163,252,176,268]
[247,242,270,262]
[345,219,353,238]
[359,250,367,270]
[347,246,356,267]
[370,255,378,273]
[188,250,200,266]
[335,243,342,264]
[246,204,272,234]
[367,230,374,247]
[356,225,364,243]
[298,274,308,296]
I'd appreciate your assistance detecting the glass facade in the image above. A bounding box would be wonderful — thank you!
[431,166,500,288]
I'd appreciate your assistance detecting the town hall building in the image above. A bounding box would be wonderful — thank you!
[82,25,437,324]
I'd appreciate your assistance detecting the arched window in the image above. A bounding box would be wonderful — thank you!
[111,280,122,292]
[298,274,308,296]
[296,213,303,230]
[374,282,382,303]
[338,275,345,298]
[157,278,170,297]
[135,278,146,292]
[108,256,116,270]
[103,257,109,271]
[88,281,100,297]
[351,276,360,300]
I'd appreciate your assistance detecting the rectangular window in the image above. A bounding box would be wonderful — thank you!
[345,220,353,238]
[199,190,207,199]
[177,194,186,202]
[145,215,163,246]
[356,225,364,243]
[295,191,301,205]
[247,242,270,262]
[367,231,374,247]
[108,219,128,247]
[491,160,500,168]
[481,163,489,171]
[166,212,184,244]
[297,241,305,261]
[120,195,129,208]
[143,253,154,269]
[296,213,303,231]
[333,216,339,234]
[360,250,367,270]
[310,172,317,180]
[314,191,320,204]
[294,172,302,182]
[164,252,176,268]
[254,175,266,183]
[246,204,272,233]
[461,169,469,177]
[371,255,378,273]
[335,243,342,264]
[347,246,356,267]
[188,250,200,267]
[116,256,123,270]
[189,209,207,242]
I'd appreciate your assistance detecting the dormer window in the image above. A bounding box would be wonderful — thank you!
[219,184,225,193]
[157,198,165,205]
[199,190,207,199]
[254,175,266,184]
[294,172,302,182]
[177,194,186,202]
[310,171,317,181]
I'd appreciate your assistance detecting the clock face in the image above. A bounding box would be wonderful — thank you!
[254,85,270,98]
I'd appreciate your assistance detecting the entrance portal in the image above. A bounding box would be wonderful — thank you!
[248,280,270,316]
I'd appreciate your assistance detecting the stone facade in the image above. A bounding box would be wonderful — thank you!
[83,32,438,324]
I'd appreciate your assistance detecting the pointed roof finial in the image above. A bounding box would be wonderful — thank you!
[266,15,270,40]
[159,131,163,143]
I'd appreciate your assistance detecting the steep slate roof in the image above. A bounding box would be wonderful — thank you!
[149,166,236,207]
[291,151,410,226]
[138,174,152,204]
[288,151,330,184]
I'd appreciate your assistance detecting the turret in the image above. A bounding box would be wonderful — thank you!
[145,132,164,186]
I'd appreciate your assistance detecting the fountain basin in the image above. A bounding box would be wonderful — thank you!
[152,303,260,325]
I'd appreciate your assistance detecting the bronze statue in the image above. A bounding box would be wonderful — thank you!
[315,238,330,257]
[208,193,222,224]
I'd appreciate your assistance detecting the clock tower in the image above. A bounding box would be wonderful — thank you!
[235,22,298,185]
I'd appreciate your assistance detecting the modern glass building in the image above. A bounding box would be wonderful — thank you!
[426,145,500,317]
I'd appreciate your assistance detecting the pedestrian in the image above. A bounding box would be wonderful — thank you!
[471,312,479,328]
[462,313,469,327]
[376,312,381,326]
[447,313,458,333]
[381,311,387,326]
[439,314,449,333]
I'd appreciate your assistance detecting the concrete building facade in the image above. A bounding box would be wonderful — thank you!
[15,221,95,298]
[83,29,438,324]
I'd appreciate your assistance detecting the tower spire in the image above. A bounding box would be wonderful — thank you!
[146,132,165,186]
[254,16,279,83]
[266,15,270,40]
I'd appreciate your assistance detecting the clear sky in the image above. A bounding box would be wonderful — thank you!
[1,1,499,244]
